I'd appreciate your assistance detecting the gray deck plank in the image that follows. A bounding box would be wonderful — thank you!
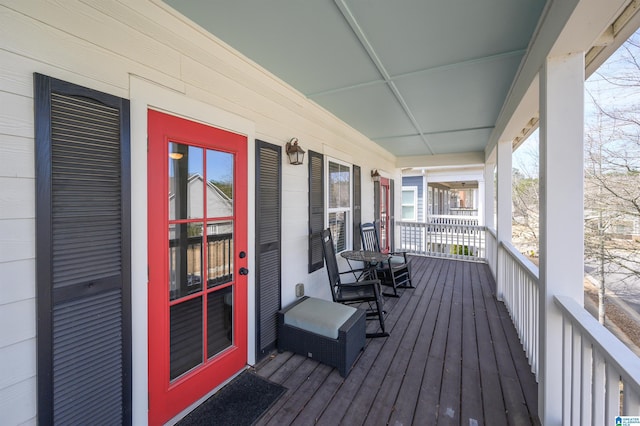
[386,257,447,426]
[471,262,509,426]
[343,261,430,425]
[414,259,455,425]
[364,257,442,426]
[254,256,539,426]
[460,261,485,426]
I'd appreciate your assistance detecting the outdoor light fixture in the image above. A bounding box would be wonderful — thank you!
[285,138,305,165]
[371,169,380,182]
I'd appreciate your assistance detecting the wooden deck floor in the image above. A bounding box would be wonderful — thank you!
[253,256,540,426]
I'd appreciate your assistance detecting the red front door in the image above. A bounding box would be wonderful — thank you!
[147,110,248,425]
[379,177,391,253]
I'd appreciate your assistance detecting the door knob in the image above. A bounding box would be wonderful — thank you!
[239,267,249,275]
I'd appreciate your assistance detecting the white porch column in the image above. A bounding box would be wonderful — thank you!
[538,52,585,425]
[476,178,485,226]
[483,162,495,229]
[496,140,512,300]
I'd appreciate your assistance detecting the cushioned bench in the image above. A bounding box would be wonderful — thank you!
[277,296,366,377]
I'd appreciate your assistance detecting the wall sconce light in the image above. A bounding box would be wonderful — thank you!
[371,169,380,182]
[286,138,305,165]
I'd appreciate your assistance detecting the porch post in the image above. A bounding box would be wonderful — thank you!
[496,140,512,300]
[483,162,495,229]
[477,177,485,226]
[538,52,585,425]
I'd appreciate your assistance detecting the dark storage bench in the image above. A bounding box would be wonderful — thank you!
[277,296,366,377]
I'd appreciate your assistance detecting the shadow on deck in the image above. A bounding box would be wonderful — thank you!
[254,256,540,425]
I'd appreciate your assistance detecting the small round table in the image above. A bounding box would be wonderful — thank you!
[340,250,390,280]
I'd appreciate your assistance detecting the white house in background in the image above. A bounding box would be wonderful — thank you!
[1,1,640,425]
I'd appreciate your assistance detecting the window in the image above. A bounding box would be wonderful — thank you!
[402,186,418,221]
[327,159,351,252]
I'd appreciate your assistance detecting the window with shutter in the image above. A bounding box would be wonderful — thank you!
[326,158,352,253]
[34,73,131,425]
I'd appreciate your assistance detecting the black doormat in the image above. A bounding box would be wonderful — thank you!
[177,371,287,426]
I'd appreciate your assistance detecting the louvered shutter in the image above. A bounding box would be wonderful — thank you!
[352,165,362,250]
[255,140,282,360]
[390,179,395,252]
[308,150,324,272]
[35,74,131,425]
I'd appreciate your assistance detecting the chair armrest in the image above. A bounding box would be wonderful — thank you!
[337,279,380,288]
[338,268,367,276]
[389,250,408,259]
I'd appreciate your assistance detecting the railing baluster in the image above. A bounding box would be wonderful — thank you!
[592,350,605,425]
[581,338,593,426]
[623,379,640,415]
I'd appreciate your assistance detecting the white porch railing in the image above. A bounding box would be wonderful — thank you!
[555,296,640,423]
[496,240,640,422]
[399,219,640,421]
[427,214,479,226]
[498,241,539,380]
[486,227,498,277]
[397,220,485,262]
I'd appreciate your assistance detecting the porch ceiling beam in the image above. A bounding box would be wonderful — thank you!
[334,0,435,155]
[372,125,495,142]
[306,48,527,98]
[396,151,485,169]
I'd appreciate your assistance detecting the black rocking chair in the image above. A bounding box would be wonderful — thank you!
[320,229,388,338]
[360,222,414,297]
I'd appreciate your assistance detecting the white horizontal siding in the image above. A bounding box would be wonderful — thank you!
[0,339,36,390]
[0,218,34,263]
[0,0,399,424]
[0,135,34,179]
[0,259,35,305]
[0,178,34,220]
[0,375,36,426]
[0,299,35,349]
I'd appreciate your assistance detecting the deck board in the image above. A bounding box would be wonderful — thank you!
[253,256,539,426]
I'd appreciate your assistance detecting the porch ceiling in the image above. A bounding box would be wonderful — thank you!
[164,0,546,160]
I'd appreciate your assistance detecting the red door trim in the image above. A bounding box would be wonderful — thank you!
[147,109,248,425]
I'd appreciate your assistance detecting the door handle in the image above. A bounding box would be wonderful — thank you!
[239,267,249,275]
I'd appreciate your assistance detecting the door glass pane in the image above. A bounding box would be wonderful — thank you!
[170,296,203,380]
[206,150,234,216]
[207,286,233,358]
[206,221,234,288]
[169,223,203,301]
[169,143,203,220]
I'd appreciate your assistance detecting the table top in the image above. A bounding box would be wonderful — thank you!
[340,250,390,263]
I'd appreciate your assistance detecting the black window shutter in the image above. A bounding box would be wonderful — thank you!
[352,165,361,250]
[308,150,324,272]
[255,140,282,361]
[34,73,131,425]
[390,179,395,252]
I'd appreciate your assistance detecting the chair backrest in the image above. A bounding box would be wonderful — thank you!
[320,229,341,302]
[360,222,381,253]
